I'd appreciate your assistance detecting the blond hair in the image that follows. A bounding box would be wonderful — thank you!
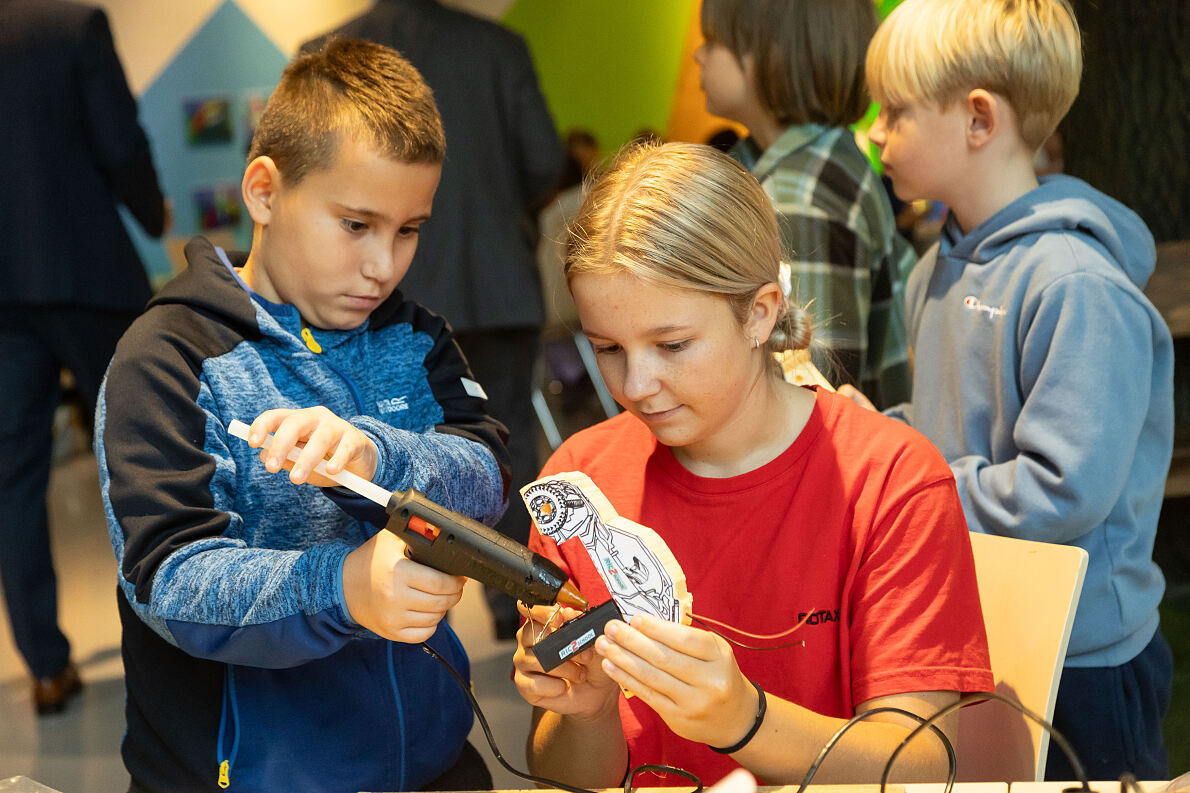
[701,0,876,127]
[866,0,1082,150]
[565,142,811,373]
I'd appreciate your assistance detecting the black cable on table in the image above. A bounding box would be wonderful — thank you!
[879,691,1094,793]
[796,706,956,793]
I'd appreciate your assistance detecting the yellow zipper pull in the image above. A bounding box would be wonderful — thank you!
[300,327,322,353]
[218,760,230,788]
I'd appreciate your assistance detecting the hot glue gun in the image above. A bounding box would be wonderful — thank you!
[227,420,587,610]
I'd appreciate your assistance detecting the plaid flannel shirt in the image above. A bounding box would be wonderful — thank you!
[734,124,916,407]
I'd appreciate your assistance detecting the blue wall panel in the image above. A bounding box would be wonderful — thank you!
[128,1,287,284]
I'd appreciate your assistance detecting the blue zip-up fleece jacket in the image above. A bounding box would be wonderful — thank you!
[95,237,511,793]
[886,175,1172,668]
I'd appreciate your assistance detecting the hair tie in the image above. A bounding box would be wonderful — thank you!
[709,680,767,754]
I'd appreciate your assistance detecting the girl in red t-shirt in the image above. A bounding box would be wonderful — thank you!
[511,141,992,787]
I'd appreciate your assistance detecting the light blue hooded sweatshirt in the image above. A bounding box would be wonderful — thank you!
[885,175,1172,667]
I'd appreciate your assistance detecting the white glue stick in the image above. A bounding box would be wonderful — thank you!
[226,419,391,507]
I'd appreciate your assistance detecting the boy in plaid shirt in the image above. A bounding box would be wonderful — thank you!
[695,0,915,407]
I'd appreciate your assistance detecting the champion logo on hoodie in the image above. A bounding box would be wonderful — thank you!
[963,295,1007,321]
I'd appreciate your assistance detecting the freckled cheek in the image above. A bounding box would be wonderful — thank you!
[652,359,695,402]
[607,356,677,402]
[594,358,626,399]
[698,350,747,397]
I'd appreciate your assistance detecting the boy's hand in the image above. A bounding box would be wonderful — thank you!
[837,384,877,411]
[513,602,622,721]
[245,407,379,486]
[342,530,465,642]
[595,614,757,749]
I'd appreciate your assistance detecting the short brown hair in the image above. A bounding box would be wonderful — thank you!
[248,38,445,185]
[700,0,876,127]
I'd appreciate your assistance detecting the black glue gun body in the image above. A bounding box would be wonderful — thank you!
[384,488,587,610]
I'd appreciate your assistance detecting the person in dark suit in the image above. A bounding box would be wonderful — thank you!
[304,0,564,641]
[0,0,168,713]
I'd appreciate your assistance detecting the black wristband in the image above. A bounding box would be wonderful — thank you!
[708,680,767,754]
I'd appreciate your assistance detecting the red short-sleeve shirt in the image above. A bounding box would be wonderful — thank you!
[528,387,994,783]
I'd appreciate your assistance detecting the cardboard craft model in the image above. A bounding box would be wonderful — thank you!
[777,348,835,391]
[521,471,693,626]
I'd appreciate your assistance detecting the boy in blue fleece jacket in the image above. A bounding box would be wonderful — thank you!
[96,39,509,792]
[848,0,1174,781]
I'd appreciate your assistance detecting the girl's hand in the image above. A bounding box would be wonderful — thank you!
[513,603,622,721]
[595,614,758,748]
[837,384,876,411]
[244,406,379,486]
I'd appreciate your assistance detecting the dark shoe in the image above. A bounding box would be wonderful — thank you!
[33,662,82,715]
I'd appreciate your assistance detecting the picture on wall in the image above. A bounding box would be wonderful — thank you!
[193,184,242,231]
[244,93,267,153]
[183,97,233,145]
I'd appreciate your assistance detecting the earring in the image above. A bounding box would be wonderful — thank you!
[752,337,760,349]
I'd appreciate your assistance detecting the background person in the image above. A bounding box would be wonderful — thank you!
[856,0,1173,779]
[695,0,916,407]
[0,0,169,715]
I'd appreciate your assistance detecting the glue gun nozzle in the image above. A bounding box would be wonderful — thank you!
[556,580,588,611]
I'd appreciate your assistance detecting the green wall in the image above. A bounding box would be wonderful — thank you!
[503,0,906,159]
[504,0,691,153]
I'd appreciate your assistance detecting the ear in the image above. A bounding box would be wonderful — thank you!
[747,282,784,344]
[965,89,1000,150]
[740,51,756,81]
[242,156,282,225]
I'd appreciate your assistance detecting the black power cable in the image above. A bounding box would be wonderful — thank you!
[624,764,703,793]
[420,642,601,793]
[422,641,708,793]
[879,691,1094,793]
[795,706,957,793]
[423,641,1089,793]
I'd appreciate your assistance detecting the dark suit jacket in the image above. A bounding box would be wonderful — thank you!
[0,0,164,311]
[304,0,563,333]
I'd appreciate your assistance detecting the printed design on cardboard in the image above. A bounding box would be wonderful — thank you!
[521,472,692,624]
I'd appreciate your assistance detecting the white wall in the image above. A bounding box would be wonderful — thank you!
[96,0,515,96]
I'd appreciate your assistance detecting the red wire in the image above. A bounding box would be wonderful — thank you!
[689,609,814,641]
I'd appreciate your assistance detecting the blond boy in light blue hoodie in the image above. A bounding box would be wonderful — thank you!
[848,0,1173,780]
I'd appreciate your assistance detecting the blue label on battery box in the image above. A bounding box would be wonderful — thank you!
[559,629,597,660]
